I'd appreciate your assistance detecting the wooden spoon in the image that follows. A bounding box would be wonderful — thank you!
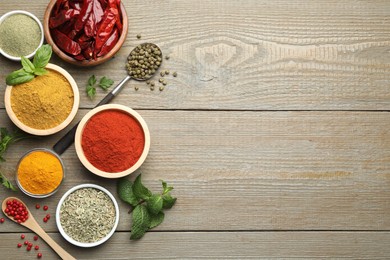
[2,197,75,260]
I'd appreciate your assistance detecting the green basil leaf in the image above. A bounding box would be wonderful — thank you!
[21,56,35,73]
[33,68,48,76]
[33,44,52,68]
[6,69,35,86]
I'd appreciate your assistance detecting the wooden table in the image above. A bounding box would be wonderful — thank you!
[1,0,390,259]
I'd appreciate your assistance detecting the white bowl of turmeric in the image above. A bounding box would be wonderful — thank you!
[4,63,79,136]
[16,148,65,198]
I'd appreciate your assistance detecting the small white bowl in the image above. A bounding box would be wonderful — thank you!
[75,104,151,178]
[4,63,80,136]
[0,10,44,61]
[56,184,120,247]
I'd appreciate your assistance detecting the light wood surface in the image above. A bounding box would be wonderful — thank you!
[1,0,389,259]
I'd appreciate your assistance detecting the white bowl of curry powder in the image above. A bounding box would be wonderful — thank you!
[4,63,79,135]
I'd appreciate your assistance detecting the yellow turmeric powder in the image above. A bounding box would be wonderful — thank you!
[17,150,63,195]
[10,69,74,130]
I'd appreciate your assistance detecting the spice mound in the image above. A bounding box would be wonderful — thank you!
[81,109,145,173]
[0,13,41,57]
[59,188,116,243]
[17,149,64,196]
[10,69,74,130]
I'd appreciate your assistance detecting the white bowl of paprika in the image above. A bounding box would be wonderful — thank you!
[74,104,150,178]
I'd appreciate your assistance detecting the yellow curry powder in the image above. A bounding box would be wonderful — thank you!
[10,69,74,130]
[17,150,63,195]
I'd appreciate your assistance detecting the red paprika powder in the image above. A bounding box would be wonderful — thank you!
[81,109,145,173]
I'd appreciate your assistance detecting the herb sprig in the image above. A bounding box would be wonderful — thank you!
[117,174,177,240]
[5,45,52,86]
[86,75,114,99]
[0,127,29,191]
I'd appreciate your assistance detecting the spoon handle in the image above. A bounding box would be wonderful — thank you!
[52,75,131,155]
[33,223,75,260]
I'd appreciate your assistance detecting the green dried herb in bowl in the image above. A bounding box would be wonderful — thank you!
[56,184,119,247]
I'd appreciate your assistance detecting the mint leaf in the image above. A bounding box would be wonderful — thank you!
[99,76,114,90]
[146,194,163,215]
[33,68,47,76]
[149,211,164,229]
[162,180,174,194]
[33,44,52,68]
[130,205,151,240]
[21,56,35,73]
[162,193,177,209]
[6,69,34,86]
[117,178,139,206]
[133,174,152,200]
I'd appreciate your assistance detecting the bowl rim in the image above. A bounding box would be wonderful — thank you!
[0,10,44,61]
[75,104,151,178]
[43,1,128,66]
[4,63,80,136]
[55,183,120,247]
[16,148,65,198]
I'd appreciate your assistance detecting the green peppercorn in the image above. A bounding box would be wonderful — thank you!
[159,86,164,91]
[173,72,178,77]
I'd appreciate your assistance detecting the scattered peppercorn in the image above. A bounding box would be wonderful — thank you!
[165,55,170,60]
[0,218,4,223]
[159,86,164,91]
[159,78,164,83]
[21,234,25,239]
[160,71,165,77]
[37,253,42,258]
[136,34,141,39]
[162,81,167,86]
[43,217,48,223]
[27,246,32,251]
[43,205,48,211]
[150,81,155,87]
[35,245,39,250]
[150,86,155,91]
[173,72,177,77]
[165,70,170,75]
[33,235,38,241]
[28,242,33,247]
[135,86,139,91]
[24,241,29,245]
[35,204,40,209]
[17,243,22,248]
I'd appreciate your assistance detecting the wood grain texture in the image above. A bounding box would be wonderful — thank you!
[0,0,389,110]
[0,110,389,233]
[1,232,390,259]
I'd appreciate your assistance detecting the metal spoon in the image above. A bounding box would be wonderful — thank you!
[2,197,76,260]
[53,43,162,155]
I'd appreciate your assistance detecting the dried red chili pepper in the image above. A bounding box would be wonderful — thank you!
[82,41,95,60]
[69,1,82,11]
[108,0,122,32]
[74,0,93,33]
[84,0,104,37]
[53,0,68,16]
[95,7,117,52]
[97,28,119,57]
[51,29,82,56]
[49,9,80,28]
